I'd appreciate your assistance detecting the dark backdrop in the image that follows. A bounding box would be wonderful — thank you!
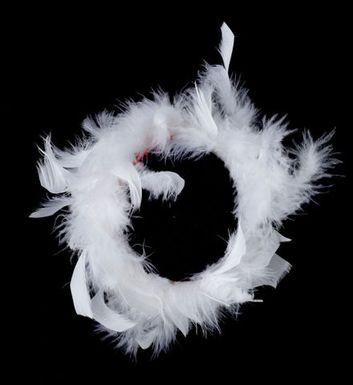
[7,4,351,382]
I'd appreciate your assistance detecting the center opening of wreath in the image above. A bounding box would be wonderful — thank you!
[128,153,237,281]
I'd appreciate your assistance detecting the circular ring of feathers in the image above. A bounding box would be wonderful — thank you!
[31,23,337,356]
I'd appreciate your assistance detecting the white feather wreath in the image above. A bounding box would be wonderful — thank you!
[31,23,336,356]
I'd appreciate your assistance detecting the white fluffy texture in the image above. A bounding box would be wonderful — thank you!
[31,23,336,356]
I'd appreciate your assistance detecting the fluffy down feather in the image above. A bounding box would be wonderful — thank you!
[31,23,337,357]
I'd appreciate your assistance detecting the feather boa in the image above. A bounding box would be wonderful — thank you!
[31,23,336,356]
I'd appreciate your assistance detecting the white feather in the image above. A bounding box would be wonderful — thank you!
[91,291,136,332]
[70,253,93,318]
[30,196,70,218]
[193,84,218,138]
[211,222,246,275]
[37,136,69,194]
[139,167,185,201]
[219,22,235,72]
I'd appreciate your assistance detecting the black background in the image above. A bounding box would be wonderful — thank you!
[6,4,352,382]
